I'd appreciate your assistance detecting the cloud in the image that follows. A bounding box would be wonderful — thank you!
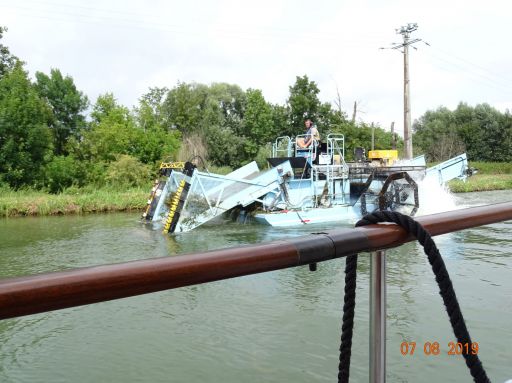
[1,0,511,133]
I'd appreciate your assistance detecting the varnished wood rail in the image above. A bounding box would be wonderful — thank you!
[0,202,511,320]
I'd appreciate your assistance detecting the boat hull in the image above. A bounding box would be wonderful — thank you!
[253,205,363,227]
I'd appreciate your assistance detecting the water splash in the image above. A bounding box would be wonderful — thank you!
[416,179,459,217]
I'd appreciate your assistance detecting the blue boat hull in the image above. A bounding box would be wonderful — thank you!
[253,205,364,226]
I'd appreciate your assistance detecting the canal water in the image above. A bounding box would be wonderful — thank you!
[0,190,511,382]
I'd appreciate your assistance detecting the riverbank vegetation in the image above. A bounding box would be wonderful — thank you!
[1,26,511,217]
[2,169,508,217]
[449,174,512,193]
[448,162,512,193]
[0,186,148,217]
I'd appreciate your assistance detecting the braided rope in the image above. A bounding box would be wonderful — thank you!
[338,254,358,383]
[338,211,490,383]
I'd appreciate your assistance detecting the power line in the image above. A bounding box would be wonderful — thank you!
[0,1,385,46]
[431,45,512,87]
[13,0,388,42]
[426,47,512,90]
[425,52,512,96]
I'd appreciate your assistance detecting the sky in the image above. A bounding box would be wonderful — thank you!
[1,0,512,135]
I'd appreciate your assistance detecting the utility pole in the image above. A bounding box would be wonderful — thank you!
[389,23,425,159]
[371,122,375,150]
[390,121,396,150]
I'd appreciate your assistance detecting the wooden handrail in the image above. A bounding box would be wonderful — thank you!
[0,202,511,320]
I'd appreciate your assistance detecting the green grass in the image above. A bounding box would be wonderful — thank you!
[1,161,510,217]
[205,165,233,175]
[467,161,512,175]
[0,164,234,218]
[0,187,148,218]
[429,161,512,175]
[448,174,512,193]
[428,161,512,193]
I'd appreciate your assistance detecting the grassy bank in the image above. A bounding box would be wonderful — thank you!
[448,174,512,193]
[1,161,510,217]
[468,161,512,174]
[0,187,148,218]
[0,165,233,218]
[447,162,512,193]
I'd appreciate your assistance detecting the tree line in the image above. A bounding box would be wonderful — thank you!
[1,26,401,193]
[413,103,512,162]
[2,26,509,194]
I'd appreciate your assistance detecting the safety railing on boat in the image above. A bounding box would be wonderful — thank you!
[1,202,511,382]
[327,133,346,162]
[294,134,319,161]
[271,135,293,157]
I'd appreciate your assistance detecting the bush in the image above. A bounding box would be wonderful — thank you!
[105,154,152,188]
[205,126,256,168]
[44,156,84,193]
[83,161,108,186]
[0,180,11,193]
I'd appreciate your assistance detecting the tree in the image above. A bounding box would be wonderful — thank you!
[135,87,169,132]
[163,82,208,133]
[205,126,248,168]
[90,92,131,125]
[134,88,181,164]
[500,111,512,162]
[452,103,482,160]
[0,26,19,79]
[207,82,246,135]
[413,106,462,161]
[287,75,321,132]
[270,104,289,137]
[429,132,466,162]
[413,103,512,162]
[78,93,138,162]
[162,81,248,166]
[468,103,505,161]
[35,68,89,155]
[0,64,53,187]
[316,102,339,133]
[76,93,180,166]
[132,127,181,165]
[242,89,273,145]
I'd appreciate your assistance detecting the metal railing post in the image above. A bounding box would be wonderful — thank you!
[370,250,386,383]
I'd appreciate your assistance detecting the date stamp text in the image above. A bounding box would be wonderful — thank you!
[400,341,479,356]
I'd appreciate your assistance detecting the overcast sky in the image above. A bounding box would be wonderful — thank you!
[2,0,511,134]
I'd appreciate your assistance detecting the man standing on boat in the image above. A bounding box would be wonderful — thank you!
[298,118,320,148]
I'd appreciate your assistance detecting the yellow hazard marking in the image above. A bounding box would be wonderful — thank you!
[163,180,186,233]
[160,162,185,169]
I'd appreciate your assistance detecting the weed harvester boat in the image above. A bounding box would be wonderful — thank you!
[142,134,470,233]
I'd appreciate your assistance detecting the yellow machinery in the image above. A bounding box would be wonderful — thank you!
[368,150,398,166]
